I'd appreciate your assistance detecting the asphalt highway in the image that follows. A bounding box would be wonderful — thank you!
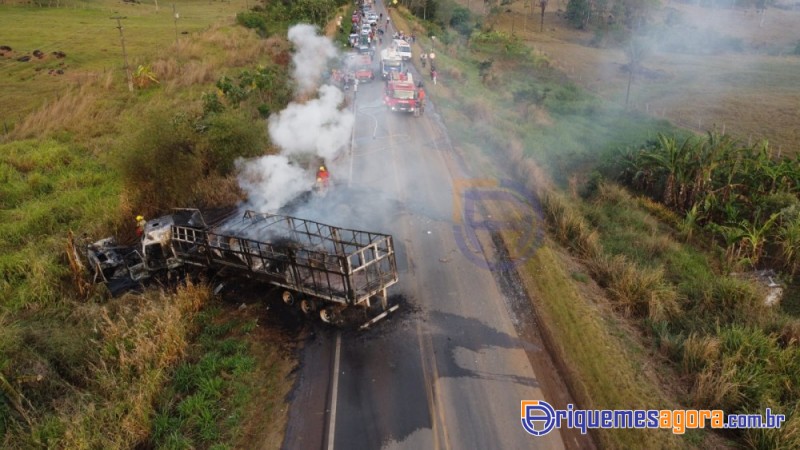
[280,43,586,449]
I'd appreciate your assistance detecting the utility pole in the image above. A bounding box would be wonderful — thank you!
[540,0,548,32]
[111,16,133,92]
[173,4,179,45]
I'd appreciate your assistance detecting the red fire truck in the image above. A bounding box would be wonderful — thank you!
[383,73,421,115]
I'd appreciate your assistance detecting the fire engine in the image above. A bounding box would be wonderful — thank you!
[384,72,420,115]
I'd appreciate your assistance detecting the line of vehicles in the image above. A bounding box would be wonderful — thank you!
[330,38,424,115]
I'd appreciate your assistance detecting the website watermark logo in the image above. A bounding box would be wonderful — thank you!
[521,400,786,436]
[452,178,544,271]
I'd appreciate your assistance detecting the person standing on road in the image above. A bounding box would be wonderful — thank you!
[431,68,437,85]
[417,84,426,114]
[385,17,390,32]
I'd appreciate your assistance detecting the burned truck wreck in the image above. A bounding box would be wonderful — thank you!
[86,208,399,326]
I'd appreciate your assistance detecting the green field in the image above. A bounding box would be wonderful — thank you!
[0,0,249,127]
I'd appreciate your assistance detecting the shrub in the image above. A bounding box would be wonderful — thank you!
[450,6,475,38]
[117,111,206,213]
[204,110,265,175]
[697,276,770,327]
[470,31,530,57]
[236,12,267,37]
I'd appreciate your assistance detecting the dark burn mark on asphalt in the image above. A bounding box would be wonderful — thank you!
[426,310,540,387]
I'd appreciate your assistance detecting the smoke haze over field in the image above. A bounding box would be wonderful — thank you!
[234,24,354,215]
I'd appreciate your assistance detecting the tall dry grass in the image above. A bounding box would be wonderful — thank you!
[690,361,743,411]
[198,26,274,68]
[542,189,681,321]
[464,97,494,125]
[682,332,721,375]
[163,61,218,90]
[541,190,601,258]
[8,86,107,141]
[588,254,681,321]
[149,40,217,90]
[191,174,245,207]
[57,282,211,449]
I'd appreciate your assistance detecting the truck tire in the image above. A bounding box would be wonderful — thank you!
[300,298,317,315]
[320,307,334,323]
[282,290,295,306]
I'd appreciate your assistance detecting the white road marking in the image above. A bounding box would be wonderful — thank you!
[327,331,342,450]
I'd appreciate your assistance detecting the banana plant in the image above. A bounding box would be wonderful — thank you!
[132,65,159,89]
[737,212,781,268]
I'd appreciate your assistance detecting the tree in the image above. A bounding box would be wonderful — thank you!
[638,134,694,208]
[565,0,590,29]
[450,6,474,37]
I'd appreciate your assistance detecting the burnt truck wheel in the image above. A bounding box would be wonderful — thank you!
[320,307,334,323]
[300,299,317,315]
[282,290,295,306]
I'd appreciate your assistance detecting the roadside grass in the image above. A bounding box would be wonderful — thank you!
[0,138,119,311]
[150,304,294,449]
[2,282,211,448]
[522,244,688,449]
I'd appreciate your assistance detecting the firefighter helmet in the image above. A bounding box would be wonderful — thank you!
[136,215,144,221]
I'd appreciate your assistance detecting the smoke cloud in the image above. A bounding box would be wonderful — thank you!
[235,155,314,213]
[234,24,353,214]
[288,24,339,95]
[268,84,354,161]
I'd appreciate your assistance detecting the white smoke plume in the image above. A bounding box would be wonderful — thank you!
[268,84,354,161]
[234,24,353,214]
[288,24,339,95]
[235,155,314,213]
